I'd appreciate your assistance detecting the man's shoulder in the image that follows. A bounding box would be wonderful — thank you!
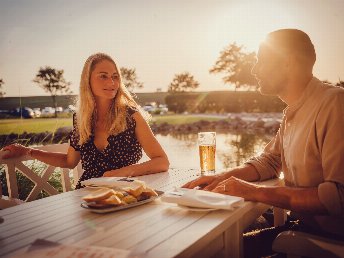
[316,81,344,103]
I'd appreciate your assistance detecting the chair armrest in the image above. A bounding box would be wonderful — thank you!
[272,230,344,258]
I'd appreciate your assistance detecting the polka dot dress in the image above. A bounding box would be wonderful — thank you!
[69,107,143,189]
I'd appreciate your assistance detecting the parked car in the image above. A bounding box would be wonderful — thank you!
[143,103,168,115]
[32,108,41,118]
[55,107,63,113]
[10,107,35,118]
[64,105,76,113]
[157,104,168,114]
[41,107,55,115]
[143,104,157,113]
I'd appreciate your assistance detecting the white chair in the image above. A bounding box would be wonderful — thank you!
[0,180,24,209]
[0,143,82,209]
[272,230,344,258]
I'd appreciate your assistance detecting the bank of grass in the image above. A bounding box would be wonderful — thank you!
[0,114,224,134]
[0,118,73,134]
[151,114,223,125]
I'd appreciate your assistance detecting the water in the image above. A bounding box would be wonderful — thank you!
[141,132,273,172]
[0,131,273,173]
[0,131,273,198]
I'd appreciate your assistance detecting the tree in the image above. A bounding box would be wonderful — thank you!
[210,43,258,90]
[0,78,5,97]
[322,79,344,88]
[335,80,344,88]
[168,72,200,92]
[33,66,72,117]
[120,67,144,92]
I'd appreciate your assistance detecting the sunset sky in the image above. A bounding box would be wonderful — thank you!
[1,0,343,97]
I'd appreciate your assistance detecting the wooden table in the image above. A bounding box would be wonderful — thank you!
[0,168,276,258]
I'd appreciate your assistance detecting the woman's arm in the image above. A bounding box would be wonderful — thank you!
[2,144,81,169]
[104,112,169,177]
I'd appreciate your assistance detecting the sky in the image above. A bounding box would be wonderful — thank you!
[0,0,344,97]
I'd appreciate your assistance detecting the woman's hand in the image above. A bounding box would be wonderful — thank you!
[103,167,134,177]
[212,176,258,201]
[182,174,224,190]
[1,144,30,159]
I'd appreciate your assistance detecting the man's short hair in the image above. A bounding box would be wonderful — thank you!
[264,29,316,67]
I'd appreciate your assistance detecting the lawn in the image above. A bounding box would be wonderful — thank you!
[151,114,223,125]
[0,118,73,134]
[0,114,224,134]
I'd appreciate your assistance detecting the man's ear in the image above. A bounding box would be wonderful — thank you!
[285,54,296,72]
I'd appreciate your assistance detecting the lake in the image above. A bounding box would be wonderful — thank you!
[141,132,273,172]
[0,131,273,175]
[0,131,273,199]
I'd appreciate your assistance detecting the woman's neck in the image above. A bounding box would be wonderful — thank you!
[95,98,112,122]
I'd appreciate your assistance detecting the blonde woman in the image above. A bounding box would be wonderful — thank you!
[2,53,169,189]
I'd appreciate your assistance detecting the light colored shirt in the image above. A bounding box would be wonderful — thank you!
[246,77,344,236]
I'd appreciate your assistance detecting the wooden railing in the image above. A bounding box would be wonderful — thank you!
[0,143,82,209]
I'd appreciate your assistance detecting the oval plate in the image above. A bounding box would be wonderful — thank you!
[81,190,163,213]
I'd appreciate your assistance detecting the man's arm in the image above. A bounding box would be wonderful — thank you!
[213,176,328,215]
[202,164,261,190]
[183,164,261,190]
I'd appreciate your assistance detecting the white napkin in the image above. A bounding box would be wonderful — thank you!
[81,177,145,190]
[161,188,244,210]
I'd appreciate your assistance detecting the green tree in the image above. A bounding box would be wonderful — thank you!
[0,78,5,97]
[33,66,72,117]
[120,67,144,92]
[210,43,257,90]
[168,72,200,92]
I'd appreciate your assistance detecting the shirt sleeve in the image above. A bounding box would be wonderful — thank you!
[127,106,139,116]
[69,113,81,151]
[316,91,344,216]
[245,128,282,181]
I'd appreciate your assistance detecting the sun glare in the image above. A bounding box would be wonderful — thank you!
[212,1,299,53]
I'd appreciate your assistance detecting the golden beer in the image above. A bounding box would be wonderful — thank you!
[199,144,216,173]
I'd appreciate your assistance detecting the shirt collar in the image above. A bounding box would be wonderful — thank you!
[283,77,321,116]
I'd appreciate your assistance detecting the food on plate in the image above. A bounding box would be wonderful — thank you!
[82,188,116,202]
[81,179,159,208]
[123,184,144,198]
[113,191,125,199]
[142,186,159,197]
[121,195,138,204]
[98,195,122,205]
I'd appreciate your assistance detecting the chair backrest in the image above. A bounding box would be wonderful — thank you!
[0,143,83,208]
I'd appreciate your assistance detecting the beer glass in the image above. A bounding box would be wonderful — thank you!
[198,132,216,175]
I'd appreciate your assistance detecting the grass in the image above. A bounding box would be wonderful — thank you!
[0,118,73,134]
[0,114,225,134]
[151,114,223,125]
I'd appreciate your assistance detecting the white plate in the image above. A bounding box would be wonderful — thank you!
[80,190,163,213]
[177,204,217,212]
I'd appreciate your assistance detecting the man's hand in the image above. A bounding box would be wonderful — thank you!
[212,176,258,201]
[182,175,224,190]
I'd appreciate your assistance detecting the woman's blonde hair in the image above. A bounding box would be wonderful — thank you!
[77,53,139,145]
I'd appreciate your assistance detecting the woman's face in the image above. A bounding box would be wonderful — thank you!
[90,59,120,100]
